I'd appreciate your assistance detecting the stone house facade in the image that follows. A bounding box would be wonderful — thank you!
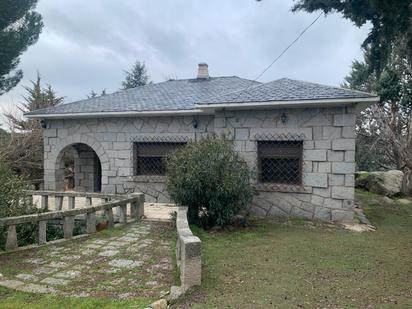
[27,64,378,222]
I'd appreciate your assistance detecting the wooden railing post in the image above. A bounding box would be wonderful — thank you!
[38,220,47,245]
[41,195,49,211]
[105,208,114,228]
[5,225,18,251]
[68,196,75,210]
[55,196,63,211]
[63,216,74,239]
[86,211,96,234]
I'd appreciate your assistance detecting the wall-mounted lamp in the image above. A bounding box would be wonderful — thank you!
[40,119,47,129]
[192,118,198,129]
[280,113,288,124]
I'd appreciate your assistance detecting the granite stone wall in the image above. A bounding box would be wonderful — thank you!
[43,106,356,222]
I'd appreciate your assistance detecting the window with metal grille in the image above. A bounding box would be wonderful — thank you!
[257,140,303,185]
[134,142,186,175]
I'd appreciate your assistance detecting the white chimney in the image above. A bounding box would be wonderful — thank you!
[197,63,209,79]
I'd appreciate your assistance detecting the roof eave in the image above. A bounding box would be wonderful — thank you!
[197,96,379,110]
[25,97,379,119]
[24,109,212,119]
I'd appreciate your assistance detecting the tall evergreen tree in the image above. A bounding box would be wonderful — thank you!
[0,0,43,95]
[5,73,63,131]
[292,0,412,75]
[87,90,98,98]
[2,74,63,179]
[121,61,150,89]
[87,89,106,98]
[344,38,412,173]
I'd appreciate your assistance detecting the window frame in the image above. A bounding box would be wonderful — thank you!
[133,141,186,176]
[257,140,303,186]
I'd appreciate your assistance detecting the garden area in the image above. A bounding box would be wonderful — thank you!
[0,189,411,308]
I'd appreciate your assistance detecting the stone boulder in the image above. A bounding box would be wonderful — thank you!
[355,170,404,196]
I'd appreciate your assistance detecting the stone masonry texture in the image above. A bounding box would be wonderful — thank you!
[43,106,357,222]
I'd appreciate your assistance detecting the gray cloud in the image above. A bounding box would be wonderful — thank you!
[0,0,369,125]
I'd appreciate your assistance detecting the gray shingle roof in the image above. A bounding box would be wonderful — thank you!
[197,78,376,105]
[26,77,377,117]
[26,76,260,116]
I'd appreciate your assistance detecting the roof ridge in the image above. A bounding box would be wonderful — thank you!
[26,76,246,115]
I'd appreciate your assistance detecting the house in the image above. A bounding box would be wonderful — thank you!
[26,63,379,222]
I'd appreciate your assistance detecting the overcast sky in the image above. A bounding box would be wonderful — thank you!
[0,0,369,125]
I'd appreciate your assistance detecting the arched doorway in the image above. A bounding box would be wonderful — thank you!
[55,143,102,192]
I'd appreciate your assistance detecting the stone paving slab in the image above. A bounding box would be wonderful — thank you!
[0,221,175,299]
[17,283,57,294]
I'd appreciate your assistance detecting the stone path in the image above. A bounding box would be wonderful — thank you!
[0,221,176,299]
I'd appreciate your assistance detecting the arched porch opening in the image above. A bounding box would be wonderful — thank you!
[55,143,102,192]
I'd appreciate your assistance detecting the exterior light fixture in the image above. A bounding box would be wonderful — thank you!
[281,113,287,124]
[192,118,198,129]
[40,119,47,129]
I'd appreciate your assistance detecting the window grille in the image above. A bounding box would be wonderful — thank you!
[134,142,186,175]
[257,140,303,185]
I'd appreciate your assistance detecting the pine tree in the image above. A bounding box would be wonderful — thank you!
[5,73,63,131]
[121,61,150,89]
[0,0,43,95]
[2,73,63,179]
[87,89,106,98]
[292,0,412,76]
[344,38,412,172]
[88,90,98,98]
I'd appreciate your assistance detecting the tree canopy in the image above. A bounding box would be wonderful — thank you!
[5,73,63,131]
[0,0,43,95]
[292,0,412,75]
[344,38,412,172]
[121,61,150,89]
[87,89,106,98]
[2,74,63,179]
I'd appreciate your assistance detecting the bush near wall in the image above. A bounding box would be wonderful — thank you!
[166,136,254,228]
[0,161,89,249]
[0,160,41,249]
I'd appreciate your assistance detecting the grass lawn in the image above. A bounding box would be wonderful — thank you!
[176,190,412,308]
[0,286,150,309]
[1,190,411,308]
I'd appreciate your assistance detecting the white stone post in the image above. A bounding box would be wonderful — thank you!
[38,220,47,245]
[68,196,75,209]
[63,216,74,239]
[5,225,18,251]
[86,212,96,234]
[55,196,63,211]
[41,195,49,211]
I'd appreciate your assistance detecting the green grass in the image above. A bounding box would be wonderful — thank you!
[0,286,149,309]
[176,190,412,308]
[1,191,411,308]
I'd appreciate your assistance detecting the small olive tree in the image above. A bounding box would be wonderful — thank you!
[166,136,254,228]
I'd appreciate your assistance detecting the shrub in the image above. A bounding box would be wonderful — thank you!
[0,160,30,218]
[166,136,254,228]
[0,160,39,249]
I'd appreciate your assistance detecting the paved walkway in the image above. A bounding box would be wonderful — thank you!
[0,220,176,299]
